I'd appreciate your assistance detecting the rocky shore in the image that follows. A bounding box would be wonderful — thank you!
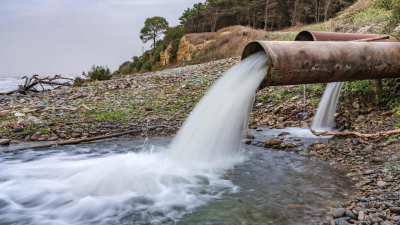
[1,57,400,224]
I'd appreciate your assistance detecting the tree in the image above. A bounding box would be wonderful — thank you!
[140,16,169,50]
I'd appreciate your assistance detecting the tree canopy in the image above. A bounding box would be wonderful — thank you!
[140,16,169,49]
[179,0,357,33]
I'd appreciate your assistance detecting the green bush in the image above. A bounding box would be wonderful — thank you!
[88,65,112,81]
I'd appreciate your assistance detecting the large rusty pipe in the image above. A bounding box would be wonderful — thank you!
[241,41,400,87]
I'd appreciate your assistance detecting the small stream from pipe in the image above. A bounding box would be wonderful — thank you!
[311,82,344,132]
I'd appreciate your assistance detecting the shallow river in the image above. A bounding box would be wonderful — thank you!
[0,129,353,224]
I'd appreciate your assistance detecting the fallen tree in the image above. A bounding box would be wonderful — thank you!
[3,74,91,95]
[4,126,164,153]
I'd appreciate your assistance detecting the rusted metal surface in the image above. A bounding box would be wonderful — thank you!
[295,31,397,42]
[242,41,400,87]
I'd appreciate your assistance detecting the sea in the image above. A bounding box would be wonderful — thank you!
[0,77,22,94]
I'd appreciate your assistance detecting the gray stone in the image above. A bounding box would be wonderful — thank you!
[377,181,386,187]
[47,137,58,141]
[358,210,365,221]
[345,210,357,220]
[363,170,374,175]
[392,216,400,222]
[333,208,346,218]
[13,127,23,133]
[363,145,373,153]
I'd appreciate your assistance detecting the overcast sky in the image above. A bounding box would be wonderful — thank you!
[0,0,199,78]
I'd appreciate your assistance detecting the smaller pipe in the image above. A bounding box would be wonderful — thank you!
[353,36,390,42]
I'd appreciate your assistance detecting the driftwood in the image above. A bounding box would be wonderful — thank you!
[4,74,75,95]
[4,126,164,153]
[310,129,400,139]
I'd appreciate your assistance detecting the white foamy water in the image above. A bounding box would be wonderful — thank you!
[311,82,343,132]
[0,52,268,224]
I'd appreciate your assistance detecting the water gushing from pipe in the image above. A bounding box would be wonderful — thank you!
[311,82,343,132]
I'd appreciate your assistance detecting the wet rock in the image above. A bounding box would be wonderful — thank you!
[278,131,290,136]
[389,207,400,213]
[333,208,346,218]
[58,133,67,138]
[275,123,285,129]
[24,135,31,141]
[243,139,252,145]
[265,139,281,147]
[315,143,326,150]
[345,210,357,220]
[47,137,58,141]
[13,127,23,133]
[37,138,46,141]
[244,133,254,139]
[10,140,21,144]
[0,139,10,146]
[309,151,318,156]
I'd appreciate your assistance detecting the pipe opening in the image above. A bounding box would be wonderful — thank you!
[295,31,315,41]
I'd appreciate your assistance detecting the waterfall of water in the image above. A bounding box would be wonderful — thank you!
[311,82,343,132]
[169,52,268,168]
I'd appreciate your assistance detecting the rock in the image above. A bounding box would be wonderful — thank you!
[32,105,45,110]
[284,143,294,148]
[352,102,360,109]
[37,138,46,141]
[13,127,23,133]
[275,123,285,129]
[278,131,290,136]
[0,139,10,146]
[315,143,326,150]
[59,133,67,138]
[345,210,357,220]
[156,127,163,132]
[14,112,25,117]
[24,135,31,141]
[358,210,365,221]
[244,139,252,145]
[389,207,400,213]
[309,151,318,156]
[47,137,58,141]
[273,106,283,114]
[377,181,386,187]
[30,133,41,141]
[363,170,374,175]
[74,128,84,133]
[10,140,21,144]
[371,157,386,163]
[363,145,373,153]
[333,208,346,218]
[265,139,282,147]
[244,133,254,139]
[392,216,400,222]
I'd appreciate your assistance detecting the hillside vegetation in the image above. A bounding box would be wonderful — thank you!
[115,0,399,75]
